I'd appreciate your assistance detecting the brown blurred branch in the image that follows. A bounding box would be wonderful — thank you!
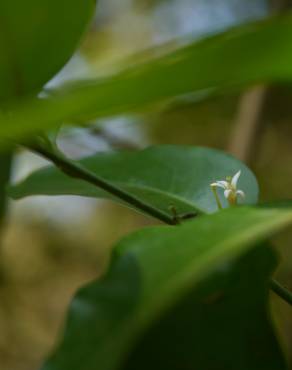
[270,0,292,11]
[228,0,292,163]
[228,85,267,163]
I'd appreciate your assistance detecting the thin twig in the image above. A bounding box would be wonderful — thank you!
[210,185,222,210]
[270,278,292,306]
[25,140,177,225]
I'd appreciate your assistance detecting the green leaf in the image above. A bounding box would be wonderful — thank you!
[122,245,286,370]
[2,15,292,138]
[9,146,259,215]
[0,0,95,99]
[41,206,292,370]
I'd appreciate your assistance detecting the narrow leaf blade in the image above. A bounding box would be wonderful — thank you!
[2,15,292,138]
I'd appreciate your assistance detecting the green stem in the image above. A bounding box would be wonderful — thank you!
[26,140,177,226]
[270,278,292,306]
[211,185,223,210]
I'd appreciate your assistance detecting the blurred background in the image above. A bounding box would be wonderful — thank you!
[1,0,292,369]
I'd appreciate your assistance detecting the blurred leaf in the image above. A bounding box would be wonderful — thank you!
[0,0,95,99]
[2,15,292,138]
[259,200,292,208]
[9,146,258,215]
[41,206,292,370]
[122,245,286,370]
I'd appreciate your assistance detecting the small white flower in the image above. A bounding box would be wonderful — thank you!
[211,170,245,207]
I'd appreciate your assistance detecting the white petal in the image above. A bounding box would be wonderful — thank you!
[216,180,229,189]
[231,170,241,188]
[236,190,245,198]
[211,182,224,189]
[224,189,232,199]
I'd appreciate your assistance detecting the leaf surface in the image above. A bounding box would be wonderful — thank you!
[9,146,258,215]
[122,245,286,370]
[0,0,95,99]
[2,15,292,137]
[41,206,292,370]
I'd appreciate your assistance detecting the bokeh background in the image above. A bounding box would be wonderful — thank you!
[1,0,292,369]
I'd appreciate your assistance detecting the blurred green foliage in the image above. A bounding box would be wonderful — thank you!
[1,1,292,370]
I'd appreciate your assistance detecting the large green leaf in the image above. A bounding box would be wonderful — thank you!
[2,15,292,138]
[122,245,286,370]
[9,146,258,215]
[0,0,95,99]
[41,206,292,370]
